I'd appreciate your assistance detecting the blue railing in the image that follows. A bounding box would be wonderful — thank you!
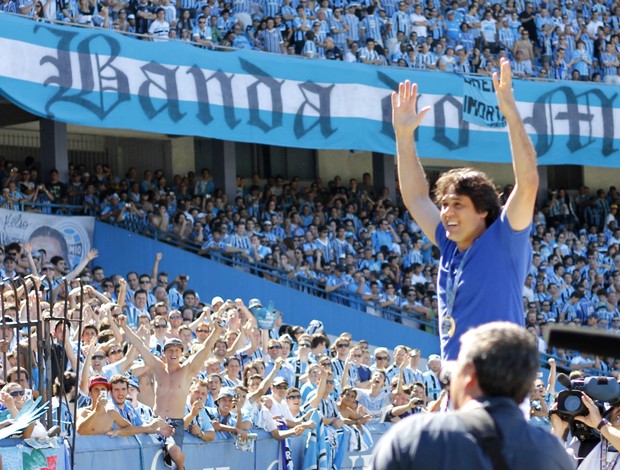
[0,424,386,470]
[106,216,438,333]
[8,200,85,214]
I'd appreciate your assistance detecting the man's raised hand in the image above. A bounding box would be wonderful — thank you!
[391,81,431,136]
[116,314,128,329]
[492,58,518,119]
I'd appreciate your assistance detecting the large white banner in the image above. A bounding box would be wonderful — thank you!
[0,14,619,165]
[0,209,95,269]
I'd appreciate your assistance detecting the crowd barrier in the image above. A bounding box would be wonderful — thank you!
[0,425,389,470]
[0,438,70,470]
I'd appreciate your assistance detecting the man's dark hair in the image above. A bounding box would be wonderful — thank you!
[434,167,501,227]
[109,374,129,386]
[7,366,29,382]
[207,373,223,384]
[83,324,99,335]
[310,333,329,349]
[53,371,77,396]
[224,356,240,367]
[458,322,538,403]
[5,242,21,254]
[28,225,70,262]
[50,255,64,266]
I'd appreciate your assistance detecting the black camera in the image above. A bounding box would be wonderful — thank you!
[555,376,620,420]
[554,376,620,443]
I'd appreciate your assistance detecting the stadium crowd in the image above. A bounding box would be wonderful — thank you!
[2,160,620,360]
[0,242,449,466]
[0,244,570,461]
[1,0,619,82]
[0,158,620,464]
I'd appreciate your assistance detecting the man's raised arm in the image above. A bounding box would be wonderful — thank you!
[65,249,99,283]
[493,58,538,231]
[392,81,441,245]
[248,357,283,403]
[151,252,162,282]
[185,322,224,375]
[118,315,164,373]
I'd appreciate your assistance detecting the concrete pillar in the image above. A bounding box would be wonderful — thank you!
[105,136,121,175]
[372,152,396,201]
[169,137,196,176]
[39,119,68,183]
[537,165,548,210]
[212,140,237,202]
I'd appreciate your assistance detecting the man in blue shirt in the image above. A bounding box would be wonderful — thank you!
[109,375,143,426]
[392,58,538,360]
[371,219,400,253]
[184,380,216,442]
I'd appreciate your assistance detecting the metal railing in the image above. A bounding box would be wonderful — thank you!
[107,216,438,333]
[4,197,439,331]
[1,276,88,468]
[3,200,86,215]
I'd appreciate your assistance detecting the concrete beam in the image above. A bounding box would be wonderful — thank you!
[372,152,396,201]
[212,140,237,202]
[39,119,69,183]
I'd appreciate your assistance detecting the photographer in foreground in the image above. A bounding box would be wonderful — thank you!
[372,322,573,469]
[551,394,620,469]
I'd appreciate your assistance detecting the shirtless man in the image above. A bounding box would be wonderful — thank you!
[512,28,535,62]
[76,375,170,436]
[119,315,222,470]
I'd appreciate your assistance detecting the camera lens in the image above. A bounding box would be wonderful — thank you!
[563,394,582,412]
[556,390,588,418]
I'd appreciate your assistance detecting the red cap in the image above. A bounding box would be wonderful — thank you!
[88,375,111,391]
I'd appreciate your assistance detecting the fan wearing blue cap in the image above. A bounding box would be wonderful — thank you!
[205,387,251,441]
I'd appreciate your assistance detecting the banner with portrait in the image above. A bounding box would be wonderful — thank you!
[0,209,95,269]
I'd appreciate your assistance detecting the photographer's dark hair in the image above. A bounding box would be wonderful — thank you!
[459,322,539,403]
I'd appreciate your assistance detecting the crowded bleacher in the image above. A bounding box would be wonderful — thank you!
[2,162,620,352]
[0,157,620,466]
[1,0,619,82]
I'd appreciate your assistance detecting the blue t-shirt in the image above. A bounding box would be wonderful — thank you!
[436,208,531,360]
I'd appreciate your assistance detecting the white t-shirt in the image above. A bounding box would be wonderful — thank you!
[149,20,170,42]
[268,397,295,422]
[480,19,497,42]
[409,13,427,37]
[356,389,390,421]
